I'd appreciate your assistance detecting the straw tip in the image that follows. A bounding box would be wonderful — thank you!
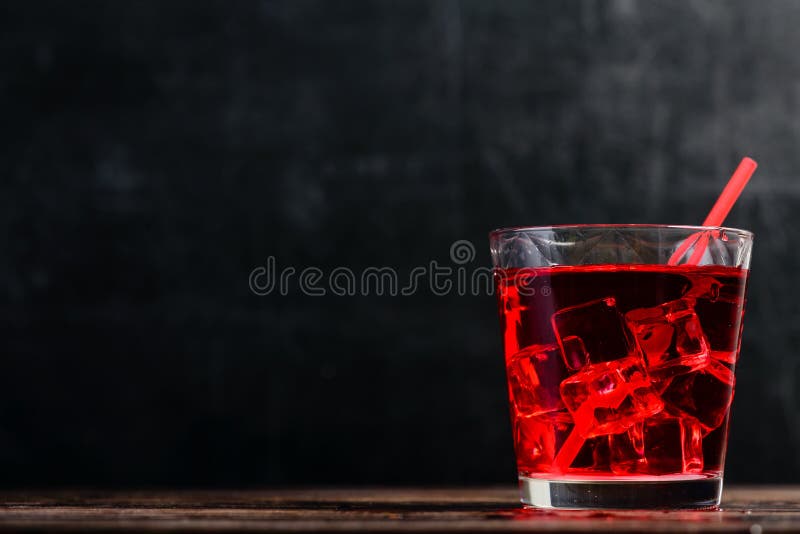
[742,156,758,169]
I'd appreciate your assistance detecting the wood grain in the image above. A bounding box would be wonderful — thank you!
[0,487,796,532]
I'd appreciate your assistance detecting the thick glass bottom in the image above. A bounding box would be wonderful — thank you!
[519,474,722,509]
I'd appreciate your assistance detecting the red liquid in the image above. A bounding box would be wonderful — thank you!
[495,264,748,479]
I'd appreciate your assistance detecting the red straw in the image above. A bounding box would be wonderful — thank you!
[552,419,590,473]
[701,157,758,226]
[668,157,757,265]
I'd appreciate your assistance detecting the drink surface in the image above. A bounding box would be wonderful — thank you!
[495,264,748,480]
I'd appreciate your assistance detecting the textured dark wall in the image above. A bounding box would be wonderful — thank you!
[2,0,798,486]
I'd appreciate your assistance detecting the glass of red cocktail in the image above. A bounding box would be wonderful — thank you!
[490,225,752,509]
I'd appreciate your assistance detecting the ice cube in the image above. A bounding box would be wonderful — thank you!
[507,344,567,417]
[513,411,573,474]
[560,357,663,437]
[683,276,720,301]
[685,276,743,304]
[552,297,642,370]
[625,298,710,374]
[593,387,663,432]
[695,298,745,354]
[609,422,646,474]
[561,335,589,371]
[609,414,703,475]
[685,277,746,354]
[660,359,735,433]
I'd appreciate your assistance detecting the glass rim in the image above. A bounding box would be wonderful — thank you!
[489,223,754,240]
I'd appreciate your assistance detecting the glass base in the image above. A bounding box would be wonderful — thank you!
[519,474,722,509]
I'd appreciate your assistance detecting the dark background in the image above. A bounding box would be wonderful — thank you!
[2,0,798,486]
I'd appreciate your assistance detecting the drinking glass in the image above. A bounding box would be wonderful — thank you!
[489,225,753,509]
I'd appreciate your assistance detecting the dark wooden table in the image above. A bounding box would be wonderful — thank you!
[0,487,797,532]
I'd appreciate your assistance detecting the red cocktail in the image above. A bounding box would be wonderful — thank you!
[490,226,752,509]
